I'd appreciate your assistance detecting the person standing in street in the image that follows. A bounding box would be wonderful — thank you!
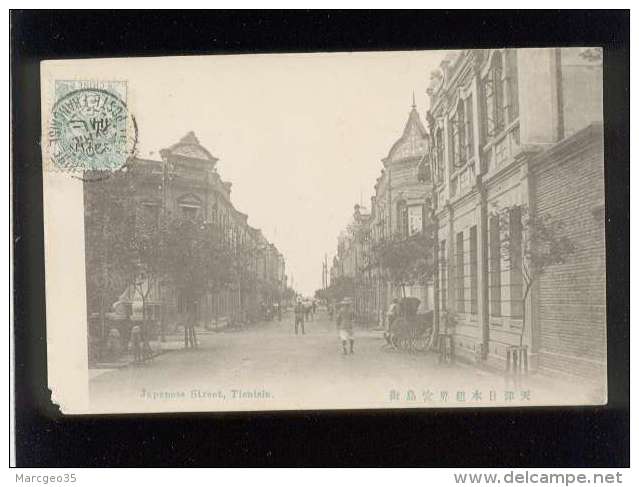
[385,298,400,345]
[294,298,305,335]
[130,324,143,363]
[185,300,198,349]
[337,298,355,355]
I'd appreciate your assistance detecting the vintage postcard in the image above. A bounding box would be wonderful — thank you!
[41,48,606,414]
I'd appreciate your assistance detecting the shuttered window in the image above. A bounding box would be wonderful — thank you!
[470,225,478,315]
[483,52,505,141]
[489,215,502,317]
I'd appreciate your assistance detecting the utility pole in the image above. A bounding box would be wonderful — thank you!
[321,254,328,291]
[324,253,328,290]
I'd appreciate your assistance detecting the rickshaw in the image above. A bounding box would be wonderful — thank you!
[388,297,433,352]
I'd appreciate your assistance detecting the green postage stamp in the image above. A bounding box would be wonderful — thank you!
[46,80,136,173]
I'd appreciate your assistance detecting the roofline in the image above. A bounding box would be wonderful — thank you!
[383,107,429,163]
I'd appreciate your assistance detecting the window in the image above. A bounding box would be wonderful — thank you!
[397,200,408,237]
[451,101,466,168]
[489,215,502,317]
[180,205,198,220]
[418,157,432,183]
[469,225,478,315]
[509,207,523,318]
[177,292,187,313]
[456,231,465,313]
[483,51,505,141]
[440,239,447,311]
[408,205,423,236]
[465,94,474,161]
[505,49,519,123]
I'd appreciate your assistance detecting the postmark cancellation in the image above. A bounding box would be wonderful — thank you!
[44,80,137,173]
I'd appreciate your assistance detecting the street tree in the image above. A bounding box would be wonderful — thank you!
[497,205,576,347]
[164,216,234,332]
[324,275,355,303]
[84,169,138,344]
[128,194,164,353]
[373,231,435,299]
[282,286,296,305]
[85,166,164,356]
[235,244,258,322]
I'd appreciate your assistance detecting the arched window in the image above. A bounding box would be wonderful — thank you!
[455,100,466,166]
[483,51,505,140]
[505,49,519,123]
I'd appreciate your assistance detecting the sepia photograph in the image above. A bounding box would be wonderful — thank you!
[10,7,634,471]
[38,46,607,414]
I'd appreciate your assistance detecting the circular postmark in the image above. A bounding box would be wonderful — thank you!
[47,86,137,175]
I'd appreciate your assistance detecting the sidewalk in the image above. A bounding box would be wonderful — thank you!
[90,320,275,376]
[91,346,171,370]
[90,336,184,371]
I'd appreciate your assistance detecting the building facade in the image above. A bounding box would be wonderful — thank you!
[86,131,287,345]
[330,204,373,322]
[423,48,604,384]
[329,100,434,325]
[372,100,434,323]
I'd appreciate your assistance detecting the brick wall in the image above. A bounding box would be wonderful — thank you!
[532,123,606,381]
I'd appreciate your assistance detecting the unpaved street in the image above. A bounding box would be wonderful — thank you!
[89,309,591,413]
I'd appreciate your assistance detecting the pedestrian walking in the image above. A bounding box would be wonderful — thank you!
[337,298,355,355]
[130,324,143,363]
[384,298,400,345]
[185,301,198,349]
[294,299,305,335]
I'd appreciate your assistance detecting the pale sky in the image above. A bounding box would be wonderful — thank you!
[82,50,447,295]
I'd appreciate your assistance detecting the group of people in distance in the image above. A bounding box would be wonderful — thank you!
[293,296,355,356]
